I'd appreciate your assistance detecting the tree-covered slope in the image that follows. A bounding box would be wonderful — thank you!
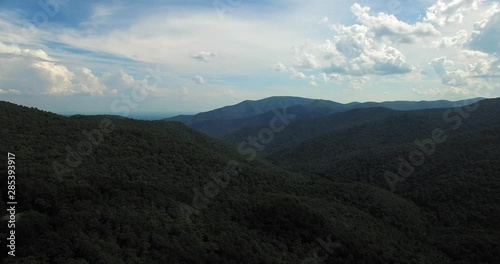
[269,98,500,263]
[164,96,316,125]
[0,101,467,264]
[165,96,482,137]
[224,107,398,156]
[188,103,347,137]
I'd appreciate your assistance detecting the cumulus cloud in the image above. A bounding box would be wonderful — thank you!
[425,0,482,26]
[193,75,205,84]
[0,41,162,96]
[271,1,500,95]
[0,42,51,61]
[419,4,500,98]
[320,72,342,83]
[273,3,420,90]
[271,62,287,72]
[349,76,369,90]
[294,53,321,69]
[430,57,468,86]
[101,70,163,97]
[327,24,412,76]
[435,29,468,48]
[191,51,217,62]
[33,61,76,95]
[428,53,498,96]
[71,67,107,96]
[0,42,76,95]
[469,12,500,55]
[309,81,319,87]
[458,49,490,59]
[351,3,440,43]
[290,68,307,79]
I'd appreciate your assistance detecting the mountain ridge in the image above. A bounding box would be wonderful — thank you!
[165,96,484,137]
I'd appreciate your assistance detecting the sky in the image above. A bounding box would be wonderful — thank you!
[0,0,499,114]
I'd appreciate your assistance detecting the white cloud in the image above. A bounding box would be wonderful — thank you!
[425,0,482,26]
[33,61,75,95]
[0,42,74,95]
[469,11,500,54]
[101,70,162,96]
[309,81,319,87]
[191,51,217,62]
[320,72,342,83]
[274,3,421,90]
[427,52,498,96]
[435,29,468,48]
[430,56,468,86]
[458,49,489,58]
[349,76,369,90]
[290,68,307,79]
[412,86,470,96]
[319,16,329,25]
[193,75,205,84]
[327,23,412,76]
[271,62,287,72]
[351,3,440,43]
[0,41,162,96]
[69,67,107,96]
[294,53,321,69]
[271,1,500,95]
[0,88,21,95]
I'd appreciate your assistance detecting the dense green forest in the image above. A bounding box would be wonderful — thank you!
[0,99,499,263]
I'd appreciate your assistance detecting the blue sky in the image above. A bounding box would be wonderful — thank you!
[0,0,499,114]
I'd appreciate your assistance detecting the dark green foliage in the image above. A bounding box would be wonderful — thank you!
[224,107,397,156]
[0,98,498,263]
[269,98,500,263]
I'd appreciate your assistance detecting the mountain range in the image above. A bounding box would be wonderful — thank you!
[165,96,483,137]
[1,96,499,263]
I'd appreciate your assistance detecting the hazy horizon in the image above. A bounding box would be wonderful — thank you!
[1,95,490,119]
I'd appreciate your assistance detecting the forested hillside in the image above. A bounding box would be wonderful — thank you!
[166,96,482,137]
[165,96,315,125]
[1,99,499,263]
[269,98,500,263]
[223,107,398,156]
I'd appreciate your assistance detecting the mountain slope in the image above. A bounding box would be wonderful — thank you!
[0,101,462,264]
[166,96,482,137]
[165,96,315,124]
[224,107,398,156]
[352,98,483,111]
[270,98,500,176]
[189,102,348,137]
[269,98,500,263]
